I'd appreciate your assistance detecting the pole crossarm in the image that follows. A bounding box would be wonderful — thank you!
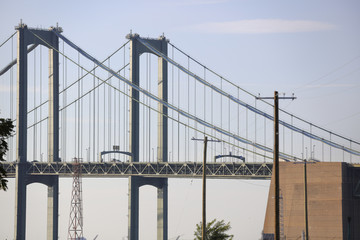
[1,162,273,179]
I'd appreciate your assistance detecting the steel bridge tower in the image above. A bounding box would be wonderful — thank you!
[126,33,169,240]
[67,157,84,239]
[14,22,61,240]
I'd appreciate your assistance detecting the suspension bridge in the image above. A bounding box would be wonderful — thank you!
[0,22,359,240]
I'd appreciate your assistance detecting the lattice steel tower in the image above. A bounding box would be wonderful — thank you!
[68,157,84,239]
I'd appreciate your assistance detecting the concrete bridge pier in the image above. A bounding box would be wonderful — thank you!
[128,177,168,240]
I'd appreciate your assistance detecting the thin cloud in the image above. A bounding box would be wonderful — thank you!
[173,0,229,6]
[191,19,337,34]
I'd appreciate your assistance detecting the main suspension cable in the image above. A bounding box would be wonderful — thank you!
[167,41,360,146]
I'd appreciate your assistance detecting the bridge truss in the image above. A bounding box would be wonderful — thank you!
[2,162,272,179]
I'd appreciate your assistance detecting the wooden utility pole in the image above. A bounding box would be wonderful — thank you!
[274,91,280,240]
[192,136,220,240]
[202,136,208,240]
[257,91,296,240]
[304,159,309,240]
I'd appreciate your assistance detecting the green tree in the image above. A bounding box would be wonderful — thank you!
[0,118,14,191]
[194,219,234,240]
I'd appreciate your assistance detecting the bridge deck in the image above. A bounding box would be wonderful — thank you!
[2,162,273,179]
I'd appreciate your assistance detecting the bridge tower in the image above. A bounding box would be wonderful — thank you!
[126,33,168,240]
[14,22,61,240]
[68,157,84,239]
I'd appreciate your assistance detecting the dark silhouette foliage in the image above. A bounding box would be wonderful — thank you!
[0,118,14,191]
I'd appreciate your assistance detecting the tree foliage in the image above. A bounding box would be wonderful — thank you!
[0,118,14,191]
[194,219,234,240]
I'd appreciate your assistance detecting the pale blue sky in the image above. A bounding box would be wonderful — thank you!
[1,0,359,239]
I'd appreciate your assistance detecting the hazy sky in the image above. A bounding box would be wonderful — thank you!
[1,0,359,239]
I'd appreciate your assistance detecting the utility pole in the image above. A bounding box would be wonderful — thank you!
[295,157,317,240]
[192,137,220,240]
[257,91,295,240]
[202,136,207,240]
[304,158,309,240]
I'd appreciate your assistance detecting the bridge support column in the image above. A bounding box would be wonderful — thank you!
[47,177,59,240]
[47,26,60,240]
[14,23,28,240]
[14,162,27,240]
[128,177,168,240]
[13,22,61,240]
[127,33,168,240]
[157,179,168,239]
[128,176,140,240]
[157,35,168,240]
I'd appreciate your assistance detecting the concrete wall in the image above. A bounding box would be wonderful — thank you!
[263,162,360,240]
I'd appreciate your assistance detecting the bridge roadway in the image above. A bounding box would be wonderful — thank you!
[2,161,273,179]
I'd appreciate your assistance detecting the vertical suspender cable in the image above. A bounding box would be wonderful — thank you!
[264,115,266,162]
[149,53,151,161]
[302,132,305,160]
[123,47,126,161]
[330,132,332,162]
[75,53,78,158]
[89,65,92,162]
[291,115,293,158]
[10,35,14,161]
[246,108,248,160]
[118,58,121,157]
[187,57,190,161]
[350,141,352,163]
[204,67,206,133]
[103,59,106,159]
[254,98,257,162]
[114,61,116,153]
[283,119,285,157]
[62,41,65,161]
[220,77,223,154]
[93,63,96,162]
[63,46,66,161]
[177,66,181,162]
[125,52,129,160]
[211,84,214,158]
[171,46,175,161]
[96,63,100,162]
[108,59,111,159]
[237,87,240,155]
[33,48,37,160]
[76,52,80,158]
[119,57,122,154]
[146,53,149,161]
[310,124,312,160]
[194,60,198,161]
[228,88,230,155]
[81,62,84,159]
